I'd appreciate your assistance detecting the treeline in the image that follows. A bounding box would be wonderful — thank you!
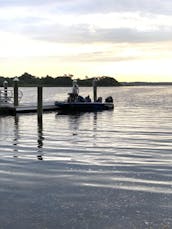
[0,72,121,87]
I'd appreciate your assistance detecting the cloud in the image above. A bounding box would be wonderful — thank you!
[13,21,172,44]
[0,0,51,7]
[0,0,172,55]
[1,0,172,15]
[1,9,172,44]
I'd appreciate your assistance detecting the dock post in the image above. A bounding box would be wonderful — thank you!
[37,86,43,125]
[93,78,97,102]
[3,80,8,103]
[13,77,19,107]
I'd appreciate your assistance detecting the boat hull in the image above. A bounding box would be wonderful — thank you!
[54,101,114,112]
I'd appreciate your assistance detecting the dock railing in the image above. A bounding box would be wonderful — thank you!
[0,89,23,105]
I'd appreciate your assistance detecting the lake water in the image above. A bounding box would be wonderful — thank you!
[0,86,172,229]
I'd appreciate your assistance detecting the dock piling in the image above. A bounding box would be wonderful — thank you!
[37,86,43,125]
[93,78,97,102]
[13,77,19,107]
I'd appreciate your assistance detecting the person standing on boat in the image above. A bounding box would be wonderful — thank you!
[72,80,79,95]
[72,80,79,101]
[68,80,79,102]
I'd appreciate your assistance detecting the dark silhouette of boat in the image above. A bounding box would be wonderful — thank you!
[55,100,114,112]
[54,80,114,113]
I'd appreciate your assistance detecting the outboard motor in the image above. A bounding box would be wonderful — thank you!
[105,96,113,103]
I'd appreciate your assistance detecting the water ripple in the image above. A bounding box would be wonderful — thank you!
[1,86,172,228]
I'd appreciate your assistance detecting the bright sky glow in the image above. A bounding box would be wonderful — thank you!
[0,0,172,82]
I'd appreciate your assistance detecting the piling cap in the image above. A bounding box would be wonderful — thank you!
[92,78,97,86]
[3,80,8,87]
[13,77,19,82]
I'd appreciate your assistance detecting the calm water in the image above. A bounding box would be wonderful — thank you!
[0,86,172,229]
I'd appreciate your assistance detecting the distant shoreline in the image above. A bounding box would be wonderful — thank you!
[121,82,172,86]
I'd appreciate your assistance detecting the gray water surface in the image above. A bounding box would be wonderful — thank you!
[0,86,172,228]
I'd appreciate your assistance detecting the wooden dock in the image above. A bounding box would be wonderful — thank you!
[0,79,101,116]
[0,102,58,115]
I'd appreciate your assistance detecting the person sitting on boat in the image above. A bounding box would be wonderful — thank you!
[77,95,85,102]
[85,95,91,102]
[96,97,102,102]
[67,93,75,102]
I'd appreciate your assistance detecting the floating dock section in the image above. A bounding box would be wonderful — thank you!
[0,102,58,115]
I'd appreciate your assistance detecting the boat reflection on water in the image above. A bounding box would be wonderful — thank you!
[55,110,99,146]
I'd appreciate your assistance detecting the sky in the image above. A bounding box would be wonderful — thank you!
[0,0,172,82]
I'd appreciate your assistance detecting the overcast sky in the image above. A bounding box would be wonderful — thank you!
[0,0,172,81]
